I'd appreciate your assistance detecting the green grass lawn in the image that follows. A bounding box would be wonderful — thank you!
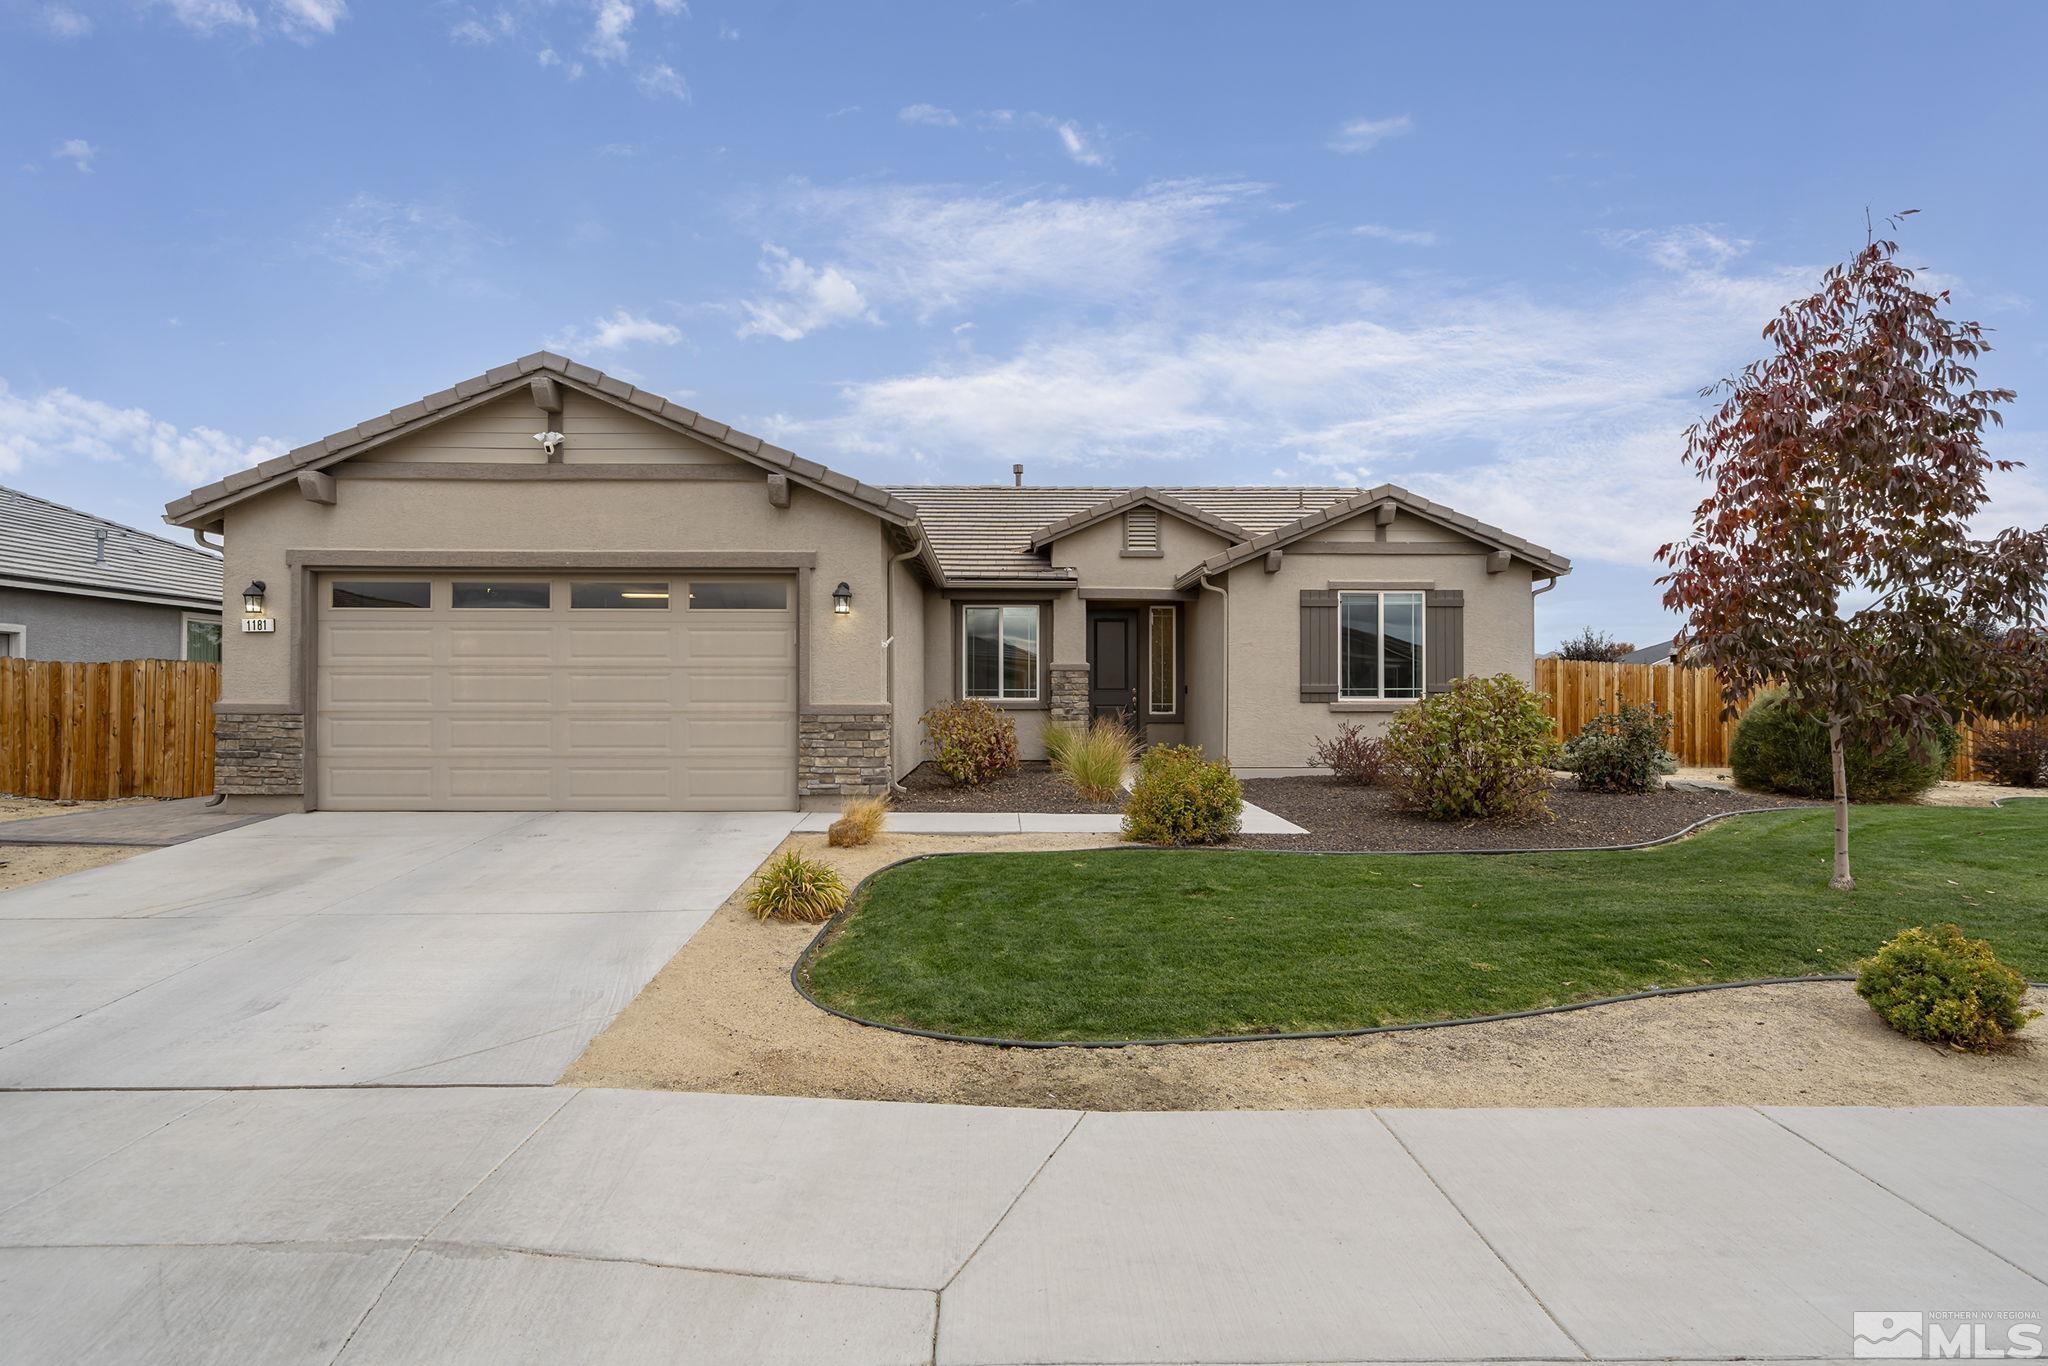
[801,801,2048,1041]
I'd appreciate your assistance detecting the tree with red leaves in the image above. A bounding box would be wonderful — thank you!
[1659,218,2048,889]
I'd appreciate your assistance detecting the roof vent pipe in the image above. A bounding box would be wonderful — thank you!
[1012,464,1023,488]
[93,528,108,564]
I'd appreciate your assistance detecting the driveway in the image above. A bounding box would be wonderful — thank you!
[0,811,798,1087]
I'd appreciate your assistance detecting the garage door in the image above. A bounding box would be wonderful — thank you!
[313,573,797,810]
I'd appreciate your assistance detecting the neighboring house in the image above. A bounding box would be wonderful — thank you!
[1,484,223,663]
[162,354,1569,812]
[1615,641,1677,665]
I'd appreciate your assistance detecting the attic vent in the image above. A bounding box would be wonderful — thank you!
[1124,507,1161,556]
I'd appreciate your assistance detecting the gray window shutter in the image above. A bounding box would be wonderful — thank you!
[1425,589,1464,694]
[1299,589,1338,702]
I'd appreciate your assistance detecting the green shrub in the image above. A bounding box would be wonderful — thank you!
[1381,674,1558,821]
[1042,720,1081,772]
[1856,924,2039,1051]
[1558,702,1677,793]
[920,699,1020,786]
[1122,744,1242,845]
[1728,689,1958,801]
[746,849,850,923]
[1973,724,2047,788]
[1052,717,1137,802]
[1310,722,1389,786]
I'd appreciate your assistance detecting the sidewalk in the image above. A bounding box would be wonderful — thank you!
[2,1092,2040,1364]
[795,800,1309,835]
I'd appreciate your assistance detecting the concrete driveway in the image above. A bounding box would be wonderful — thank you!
[0,810,798,1087]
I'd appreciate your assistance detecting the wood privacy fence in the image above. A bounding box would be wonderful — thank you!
[0,659,220,801]
[1534,657,2016,781]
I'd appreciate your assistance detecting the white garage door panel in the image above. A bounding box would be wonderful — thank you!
[315,573,797,811]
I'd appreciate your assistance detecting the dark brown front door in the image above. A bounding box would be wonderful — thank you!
[1087,609,1140,725]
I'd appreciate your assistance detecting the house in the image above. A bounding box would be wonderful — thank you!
[162,353,1569,812]
[1,484,224,663]
[1615,640,1678,666]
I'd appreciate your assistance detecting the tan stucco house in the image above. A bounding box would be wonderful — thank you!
[163,353,1570,811]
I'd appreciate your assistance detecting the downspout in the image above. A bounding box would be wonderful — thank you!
[193,529,224,553]
[883,526,926,795]
[1531,574,1557,597]
[1198,572,1229,764]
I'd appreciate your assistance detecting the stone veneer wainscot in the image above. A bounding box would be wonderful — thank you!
[215,709,305,797]
[797,709,892,798]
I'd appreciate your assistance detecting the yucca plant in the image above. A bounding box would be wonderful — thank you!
[746,850,849,923]
[827,794,889,848]
[1056,717,1138,802]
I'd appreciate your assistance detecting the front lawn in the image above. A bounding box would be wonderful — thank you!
[801,801,2048,1041]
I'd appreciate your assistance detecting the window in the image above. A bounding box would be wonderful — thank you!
[962,604,1040,701]
[1148,606,1176,715]
[0,624,25,658]
[332,581,430,609]
[1339,591,1424,700]
[453,582,551,609]
[688,580,788,610]
[181,614,222,662]
[1124,507,1162,556]
[570,582,671,609]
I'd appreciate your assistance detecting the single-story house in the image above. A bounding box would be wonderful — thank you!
[2,484,223,662]
[1615,640,1678,666]
[162,353,1570,812]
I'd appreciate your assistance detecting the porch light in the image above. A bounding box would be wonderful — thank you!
[833,581,853,615]
[242,581,267,614]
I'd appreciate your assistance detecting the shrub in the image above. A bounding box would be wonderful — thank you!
[1042,719,1081,772]
[1052,717,1138,801]
[1728,689,1958,801]
[1556,626,1637,662]
[1973,724,2048,788]
[1310,722,1389,786]
[1856,924,2039,1051]
[1380,674,1559,822]
[920,699,1020,786]
[1122,744,1242,845]
[1558,702,1678,793]
[827,794,888,848]
[746,849,849,923]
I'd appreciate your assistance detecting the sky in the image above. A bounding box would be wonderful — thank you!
[3,0,2045,651]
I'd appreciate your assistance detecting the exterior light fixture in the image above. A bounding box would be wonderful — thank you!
[832,581,853,615]
[242,581,267,614]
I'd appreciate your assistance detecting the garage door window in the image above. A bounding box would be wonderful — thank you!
[452,582,551,609]
[688,581,788,610]
[332,581,430,609]
[571,582,671,609]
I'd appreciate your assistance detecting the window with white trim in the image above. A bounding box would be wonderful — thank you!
[181,614,222,662]
[1338,591,1424,700]
[962,604,1040,701]
[1148,605,1176,715]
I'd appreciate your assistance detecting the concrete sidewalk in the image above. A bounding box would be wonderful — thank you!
[1,1092,2040,1364]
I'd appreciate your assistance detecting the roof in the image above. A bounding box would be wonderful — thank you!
[2,484,222,608]
[1175,483,1573,587]
[1024,488,1253,551]
[1615,641,1677,665]
[889,486,1363,581]
[163,352,920,531]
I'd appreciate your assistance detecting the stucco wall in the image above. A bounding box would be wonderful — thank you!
[887,552,928,780]
[0,586,215,662]
[1182,586,1230,760]
[1046,512,1230,593]
[1219,526,1538,772]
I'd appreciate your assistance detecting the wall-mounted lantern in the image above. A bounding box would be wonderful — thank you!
[832,581,853,615]
[242,581,267,615]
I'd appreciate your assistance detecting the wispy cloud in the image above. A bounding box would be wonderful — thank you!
[148,0,348,39]
[546,308,683,352]
[1350,223,1436,247]
[1327,114,1414,154]
[898,103,960,127]
[51,139,96,173]
[0,377,286,486]
[1601,224,1752,273]
[902,105,1113,167]
[39,5,91,37]
[739,246,875,341]
[1041,116,1108,167]
[636,61,687,99]
[586,0,632,61]
[307,194,494,282]
[443,1,687,89]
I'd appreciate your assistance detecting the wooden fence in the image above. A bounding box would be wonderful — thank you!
[0,659,220,801]
[1534,657,2016,781]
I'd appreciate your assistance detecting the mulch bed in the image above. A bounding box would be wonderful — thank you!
[892,761,1123,814]
[1237,775,1813,853]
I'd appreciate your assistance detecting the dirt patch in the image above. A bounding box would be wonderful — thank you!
[1237,775,1810,853]
[0,796,152,824]
[564,833,2048,1109]
[0,842,142,891]
[892,761,1120,814]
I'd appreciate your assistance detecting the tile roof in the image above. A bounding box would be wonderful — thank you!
[887,485,1362,581]
[163,353,920,529]
[2,484,223,607]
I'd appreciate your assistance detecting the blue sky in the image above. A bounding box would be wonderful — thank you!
[4,0,2044,650]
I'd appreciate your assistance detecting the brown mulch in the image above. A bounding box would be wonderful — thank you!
[892,761,1122,813]
[1237,775,1813,853]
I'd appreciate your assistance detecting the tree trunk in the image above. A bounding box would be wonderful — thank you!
[1828,719,1854,891]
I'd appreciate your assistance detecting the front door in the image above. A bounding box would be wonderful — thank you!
[1087,609,1141,726]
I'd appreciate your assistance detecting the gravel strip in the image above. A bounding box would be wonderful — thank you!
[892,761,1121,814]
[1237,775,1813,853]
